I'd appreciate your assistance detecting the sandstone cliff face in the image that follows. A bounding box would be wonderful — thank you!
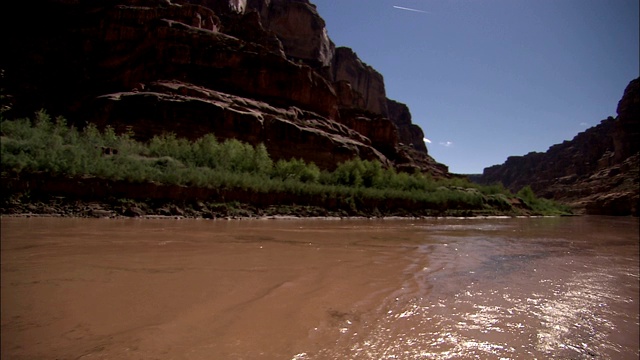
[246,0,335,70]
[2,0,447,176]
[328,46,444,173]
[613,77,640,162]
[387,99,429,154]
[332,47,388,116]
[475,78,640,216]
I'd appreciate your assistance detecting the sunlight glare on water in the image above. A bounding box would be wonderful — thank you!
[311,217,639,360]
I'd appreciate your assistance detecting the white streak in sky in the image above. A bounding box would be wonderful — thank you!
[439,141,453,147]
[423,137,432,144]
[393,5,429,14]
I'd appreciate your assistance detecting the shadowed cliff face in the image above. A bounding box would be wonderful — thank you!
[246,0,335,69]
[1,0,447,176]
[475,78,639,216]
[332,47,388,116]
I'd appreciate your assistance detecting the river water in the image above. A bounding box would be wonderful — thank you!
[1,216,638,360]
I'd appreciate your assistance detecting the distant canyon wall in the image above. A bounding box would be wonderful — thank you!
[474,78,639,216]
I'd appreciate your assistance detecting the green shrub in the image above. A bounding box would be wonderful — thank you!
[272,158,319,183]
[516,186,536,206]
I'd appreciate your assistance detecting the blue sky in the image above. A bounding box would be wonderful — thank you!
[312,0,639,174]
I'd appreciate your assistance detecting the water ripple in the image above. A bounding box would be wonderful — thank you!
[316,247,638,359]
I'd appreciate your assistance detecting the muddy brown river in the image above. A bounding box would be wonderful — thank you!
[1,216,638,359]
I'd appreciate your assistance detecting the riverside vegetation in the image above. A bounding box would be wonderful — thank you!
[0,111,571,218]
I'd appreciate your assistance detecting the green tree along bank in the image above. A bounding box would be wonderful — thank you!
[0,111,572,217]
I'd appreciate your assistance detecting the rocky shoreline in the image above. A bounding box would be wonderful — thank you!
[4,169,515,219]
[1,170,542,219]
[2,194,507,220]
[2,197,355,220]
